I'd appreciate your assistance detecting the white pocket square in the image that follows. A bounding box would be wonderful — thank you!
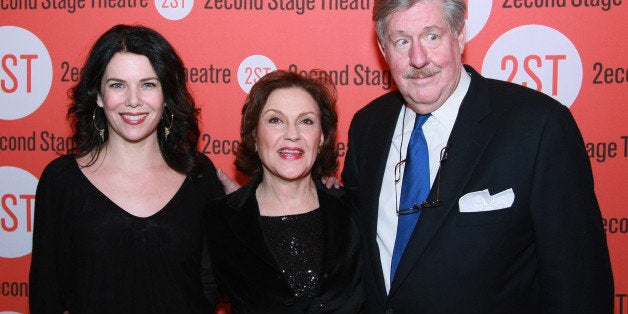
[458,188,515,213]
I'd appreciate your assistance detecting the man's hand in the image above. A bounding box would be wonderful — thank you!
[321,176,342,189]
[217,168,241,194]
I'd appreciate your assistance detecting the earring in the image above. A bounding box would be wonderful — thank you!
[164,113,173,140]
[93,107,105,142]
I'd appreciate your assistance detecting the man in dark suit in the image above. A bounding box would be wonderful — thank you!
[341,0,614,312]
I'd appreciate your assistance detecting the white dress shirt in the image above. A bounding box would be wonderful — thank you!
[377,69,471,292]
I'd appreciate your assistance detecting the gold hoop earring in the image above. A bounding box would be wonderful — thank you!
[164,113,174,140]
[93,108,105,142]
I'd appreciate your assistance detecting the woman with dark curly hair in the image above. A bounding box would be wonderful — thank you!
[204,70,364,313]
[29,25,226,313]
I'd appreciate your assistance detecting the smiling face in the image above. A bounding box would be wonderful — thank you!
[255,87,324,183]
[379,0,465,114]
[97,52,164,144]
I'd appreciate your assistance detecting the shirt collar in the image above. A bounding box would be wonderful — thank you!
[429,68,471,131]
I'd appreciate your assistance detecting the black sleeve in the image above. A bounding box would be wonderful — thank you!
[201,231,221,310]
[530,105,614,312]
[197,154,225,308]
[29,160,67,314]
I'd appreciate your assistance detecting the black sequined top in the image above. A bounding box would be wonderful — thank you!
[205,180,365,312]
[260,208,323,305]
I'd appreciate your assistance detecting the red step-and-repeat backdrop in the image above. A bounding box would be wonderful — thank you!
[1,0,626,312]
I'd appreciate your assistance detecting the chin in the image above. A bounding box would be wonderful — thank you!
[276,171,312,182]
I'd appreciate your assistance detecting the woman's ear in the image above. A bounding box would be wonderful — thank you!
[96,94,104,108]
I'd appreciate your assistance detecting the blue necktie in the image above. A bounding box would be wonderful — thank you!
[391,113,430,280]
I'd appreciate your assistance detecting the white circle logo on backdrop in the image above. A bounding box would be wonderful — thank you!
[0,167,38,258]
[482,24,582,107]
[155,0,193,20]
[0,26,53,120]
[237,55,277,93]
[465,0,492,41]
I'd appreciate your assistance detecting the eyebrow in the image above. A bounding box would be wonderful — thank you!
[390,25,445,37]
[262,109,318,117]
[421,25,446,34]
[104,77,160,83]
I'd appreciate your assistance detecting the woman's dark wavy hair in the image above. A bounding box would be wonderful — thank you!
[67,24,205,176]
[235,70,339,180]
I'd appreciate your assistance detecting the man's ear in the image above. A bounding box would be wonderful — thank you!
[378,39,387,62]
[457,24,467,54]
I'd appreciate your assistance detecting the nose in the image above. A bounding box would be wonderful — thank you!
[126,87,141,108]
[409,41,429,69]
[283,123,300,141]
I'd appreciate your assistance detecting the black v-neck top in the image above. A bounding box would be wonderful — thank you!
[29,154,224,314]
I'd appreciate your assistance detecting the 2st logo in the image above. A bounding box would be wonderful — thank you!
[2,193,35,233]
[243,66,274,85]
[1,54,39,93]
[0,26,52,120]
[482,25,582,108]
[237,55,277,93]
[155,0,193,19]
[465,0,492,42]
[0,167,38,259]
[161,0,186,9]
[500,54,567,96]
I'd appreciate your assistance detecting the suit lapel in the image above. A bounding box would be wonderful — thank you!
[360,93,405,242]
[360,94,406,299]
[389,67,497,294]
[319,191,343,273]
[227,181,279,270]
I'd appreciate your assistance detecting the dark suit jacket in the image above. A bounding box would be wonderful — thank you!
[204,179,364,313]
[341,65,614,314]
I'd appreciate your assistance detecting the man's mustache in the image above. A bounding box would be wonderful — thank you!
[402,67,441,79]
